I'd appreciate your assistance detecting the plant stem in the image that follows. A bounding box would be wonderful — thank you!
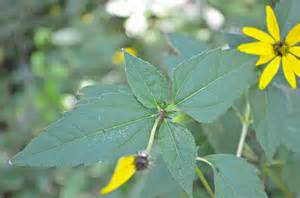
[196,157,213,167]
[236,102,251,157]
[263,165,293,198]
[195,167,214,198]
[146,117,161,153]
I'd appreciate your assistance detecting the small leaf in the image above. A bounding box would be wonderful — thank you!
[124,52,170,109]
[250,84,300,160]
[172,49,255,123]
[159,120,197,196]
[205,154,267,198]
[11,86,155,167]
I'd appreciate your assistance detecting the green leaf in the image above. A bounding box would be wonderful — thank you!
[158,120,197,196]
[61,169,88,198]
[11,85,155,167]
[250,84,300,160]
[276,0,300,36]
[124,52,170,109]
[165,33,208,74]
[130,154,184,198]
[202,109,241,154]
[281,152,300,195]
[222,32,252,48]
[205,154,267,198]
[172,49,255,123]
[172,113,215,156]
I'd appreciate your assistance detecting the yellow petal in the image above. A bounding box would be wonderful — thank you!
[282,55,297,89]
[100,156,136,195]
[125,47,138,56]
[285,53,300,77]
[285,24,300,46]
[112,47,138,65]
[289,46,300,58]
[259,56,281,90]
[293,58,300,77]
[266,6,280,42]
[256,54,275,66]
[242,27,275,43]
[238,42,274,56]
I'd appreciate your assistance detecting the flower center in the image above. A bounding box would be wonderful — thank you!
[273,42,289,56]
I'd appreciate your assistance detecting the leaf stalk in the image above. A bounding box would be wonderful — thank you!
[236,102,251,157]
[146,117,160,153]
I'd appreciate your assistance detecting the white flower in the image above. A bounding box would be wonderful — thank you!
[204,7,225,30]
[124,13,148,37]
[150,0,187,17]
[62,94,77,110]
[52,28,81,46]
[105,0,147,17]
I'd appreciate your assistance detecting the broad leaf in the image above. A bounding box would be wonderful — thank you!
[11,86,155,167]
[124,52,170,109]
[250,84,300,160]
[205,154,267,198]
[276,0,300,36]
[172,49,255,123]
[159,120,197,196]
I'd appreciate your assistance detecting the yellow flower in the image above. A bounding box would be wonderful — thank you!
[112,47,138,65]
[81,13,94,24]
[99,151,149,195]
[238,6,300,90]
[49,5,61,17]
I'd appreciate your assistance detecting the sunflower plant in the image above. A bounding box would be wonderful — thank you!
[10,1,300,197]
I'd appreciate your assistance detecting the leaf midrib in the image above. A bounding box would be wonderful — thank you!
[19,114,156,157]
[175,59,252,106]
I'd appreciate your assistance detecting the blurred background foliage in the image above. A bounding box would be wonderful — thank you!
[1,0,299,197]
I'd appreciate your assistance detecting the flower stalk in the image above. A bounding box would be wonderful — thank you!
[195,167,214,198]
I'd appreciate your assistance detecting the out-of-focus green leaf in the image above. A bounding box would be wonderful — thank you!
[250,84,300,160]
[159,121,197,196]
[124,52,170,109]
[205,154,267,198]
[281,152,300,196]
[202,109,241,153]
[11,86,155,167]
[60,169,88,198]
[34,27,52,48]
[275,0,300,36]
[172,49,255,123]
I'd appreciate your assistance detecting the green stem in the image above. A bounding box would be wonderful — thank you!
[236,102,251,157]
[146,117,161,153]
[231,105,244,123]
[263,165,293,198]
[195,167,214,198]
[196,157,213,167]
